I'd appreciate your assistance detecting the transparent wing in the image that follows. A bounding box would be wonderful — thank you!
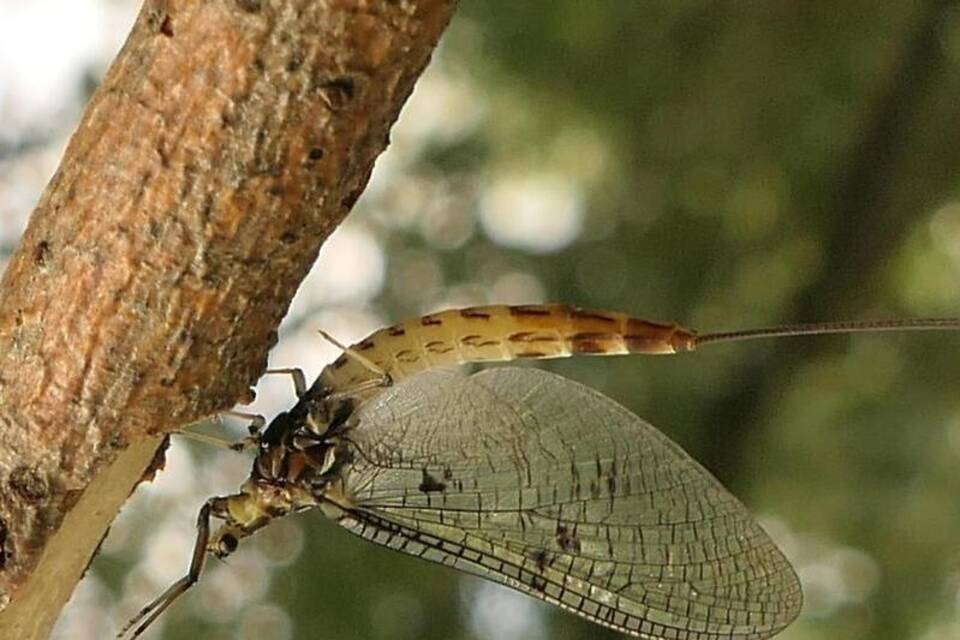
[337,367,802,640]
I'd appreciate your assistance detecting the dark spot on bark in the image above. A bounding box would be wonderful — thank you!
[63,488,83,511]
[180,161,198,201]
[253,127,267,151]
[287,51,304,72]
[159,15,174,37]
[34,240,51,266]
[106,430,126,452]
[198,194,214,222]
[160,377,175,387]
[155,143,170,168]
[316,75,357,110]
[267,185,284,197]
[443,467,454,480]
[0,518,8,569]
[419,469,446,493]
[460,308,491,319]
[341,184,363,210]
[308,147,325,161]
[254,57,265,72]
[266,328,280,350]
[9,466,48,502]
[509,305,551,317]
[37,506,63,533]
[237,0,262,12]
[280,231,298,244]
[386,325,405,337]
[134,171,151,201]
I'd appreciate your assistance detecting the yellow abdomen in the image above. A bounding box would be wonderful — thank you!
[319,304,696,394]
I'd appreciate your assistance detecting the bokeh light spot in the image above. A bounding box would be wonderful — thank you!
[479,173,584,253]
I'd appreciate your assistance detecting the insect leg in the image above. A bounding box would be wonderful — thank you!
[265,367,307,397]
[223,410,267,436]
[178,429,244,451]
[178,412,264,452]
[117,501,214,639]
[318,328,389,378]
[325,374,392,401]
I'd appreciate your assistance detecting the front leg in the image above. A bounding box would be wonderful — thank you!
[265,367,308,397]
[117,500,216,639]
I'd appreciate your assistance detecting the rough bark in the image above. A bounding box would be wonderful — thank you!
[0,1,457,637]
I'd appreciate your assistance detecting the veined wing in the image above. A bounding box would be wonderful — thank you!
[336,367,802,640]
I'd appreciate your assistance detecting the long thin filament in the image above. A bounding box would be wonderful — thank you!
[695,317,960,348]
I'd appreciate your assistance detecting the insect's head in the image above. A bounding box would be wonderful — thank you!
[206,479,318,557]
[205,489,268,559]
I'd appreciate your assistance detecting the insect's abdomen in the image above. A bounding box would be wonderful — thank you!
[319,304,697,392]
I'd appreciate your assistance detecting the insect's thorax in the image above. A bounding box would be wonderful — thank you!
[255,391,356,486]
[208,389,360,555]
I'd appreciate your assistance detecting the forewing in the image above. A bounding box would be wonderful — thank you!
[338,367,802,640]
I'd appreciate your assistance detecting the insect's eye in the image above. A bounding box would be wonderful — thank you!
[217,533,239,557]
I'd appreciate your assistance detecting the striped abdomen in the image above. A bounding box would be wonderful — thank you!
[318,304,697,394]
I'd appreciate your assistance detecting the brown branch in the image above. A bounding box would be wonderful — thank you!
[0,1,457,637]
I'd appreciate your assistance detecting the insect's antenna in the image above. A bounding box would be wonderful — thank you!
[318,328,388,377]
[117,502,214,639]
[695,317,960,348]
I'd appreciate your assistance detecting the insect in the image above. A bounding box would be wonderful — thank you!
[117,303,959,639]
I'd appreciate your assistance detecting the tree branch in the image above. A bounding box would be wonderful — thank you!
[0,1,457,637]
